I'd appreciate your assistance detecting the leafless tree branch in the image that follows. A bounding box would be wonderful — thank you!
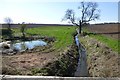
[62,1,100,33]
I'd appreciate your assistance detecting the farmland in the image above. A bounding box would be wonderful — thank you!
[85,23,119,39]
[2,26,78,76]
[84,23,119,53]
[79,23,120,77]
[1,23,120,77]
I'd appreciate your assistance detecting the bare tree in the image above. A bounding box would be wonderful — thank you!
[4,17,13,38]
[4,17,13,30]
[62,2,100,33]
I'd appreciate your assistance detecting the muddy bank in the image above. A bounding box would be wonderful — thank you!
[30,32,79,76]
[2,44,79,76]
[2,43,56,75]
[2,33,79,76]
[31,43,79,76]
[79,35,120,77]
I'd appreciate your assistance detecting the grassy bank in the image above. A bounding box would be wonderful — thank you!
[90,34,119,53]
[13,26,76,51]
[82,27,119,53]
[78,35,120,77]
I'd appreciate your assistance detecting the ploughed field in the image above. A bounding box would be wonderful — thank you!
[86,23,119,39]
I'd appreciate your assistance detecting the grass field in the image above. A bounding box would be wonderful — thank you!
[13,26,76,51]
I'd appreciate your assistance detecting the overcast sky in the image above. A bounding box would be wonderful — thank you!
[0,0,119,24]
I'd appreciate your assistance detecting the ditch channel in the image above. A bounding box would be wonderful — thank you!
[74,30,89,77]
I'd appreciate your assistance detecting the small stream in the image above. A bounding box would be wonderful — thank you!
[74,32,89,77]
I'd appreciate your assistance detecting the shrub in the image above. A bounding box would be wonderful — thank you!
[20,22,27,38]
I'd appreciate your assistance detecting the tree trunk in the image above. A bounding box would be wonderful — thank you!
[22,32,25,39]
[79,20,82,34]
[8,24,11,31]
[8,24,13,38]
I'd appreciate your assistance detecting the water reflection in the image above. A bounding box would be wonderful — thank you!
[13,40,47,51]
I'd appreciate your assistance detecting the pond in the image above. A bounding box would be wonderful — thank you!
[13,40,47,51]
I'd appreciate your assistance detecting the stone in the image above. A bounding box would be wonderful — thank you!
[0,41,11,49]
[2,44,7,49]
[2,49,15,55]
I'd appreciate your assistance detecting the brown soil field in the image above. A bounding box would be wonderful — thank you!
[85,23,120,39]
[2,52,57,75]
[2,44,58,75]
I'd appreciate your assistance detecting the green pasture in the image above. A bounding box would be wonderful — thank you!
[13,26,76,51]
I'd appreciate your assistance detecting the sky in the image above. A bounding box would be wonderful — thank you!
[0,0,119,24]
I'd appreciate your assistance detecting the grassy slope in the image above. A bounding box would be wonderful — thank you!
[83,27,119,53]
[90,34,119,53]
[14,26,76,51]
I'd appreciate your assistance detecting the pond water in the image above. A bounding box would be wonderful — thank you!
[12,40,47,51]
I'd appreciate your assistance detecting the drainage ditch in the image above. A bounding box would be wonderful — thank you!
[2,30,89,77]
[30,31,89,77]
[74,34,89,77]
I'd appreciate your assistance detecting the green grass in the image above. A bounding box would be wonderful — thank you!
[83,27,120,53]
[91,34,119,53]
[13,26,76,51]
